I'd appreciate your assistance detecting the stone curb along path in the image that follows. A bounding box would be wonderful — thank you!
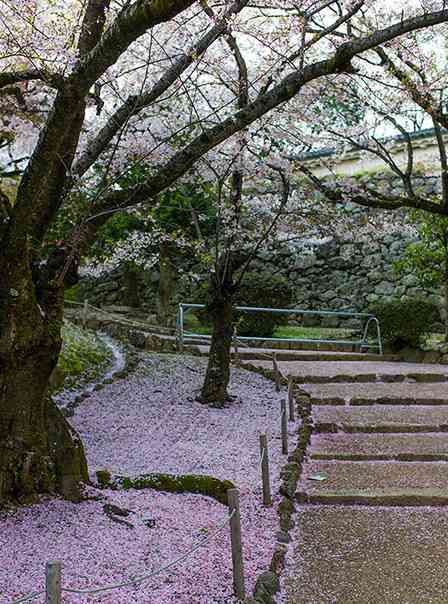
[277,359,448,604]
[240,363,312,604]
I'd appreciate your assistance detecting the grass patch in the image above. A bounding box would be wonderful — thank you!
[53,321,113,392]
[184,312,355,341]
[274,325,353,340]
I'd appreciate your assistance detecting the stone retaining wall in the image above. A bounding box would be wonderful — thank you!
[76,175,441,317]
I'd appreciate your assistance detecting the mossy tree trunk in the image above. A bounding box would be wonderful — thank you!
[444,273,448,343]
[0,245,88,505]
[198,33,249,409]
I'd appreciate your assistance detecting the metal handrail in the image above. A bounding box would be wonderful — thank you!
[176,303,383,355]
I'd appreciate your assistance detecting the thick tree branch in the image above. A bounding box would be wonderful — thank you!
[73,0,249,177]
[295,162,448,216]
[69,0,198,92]
[0,70,64,90]
[78,0,112,55]
[90,8,448,212]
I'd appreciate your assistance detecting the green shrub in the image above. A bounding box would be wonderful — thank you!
[234,272,294,338]
[190,271,294,338]
[370,297,439,351]
[64,284,80,302]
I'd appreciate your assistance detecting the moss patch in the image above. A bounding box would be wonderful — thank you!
[96,471,235,505]
[51,321,113,392]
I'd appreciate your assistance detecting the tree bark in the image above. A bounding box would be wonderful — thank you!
[444,274,448,343]
[157,241,176,327]
[199,293,234,407]
[0,247,88,505]
[198,251,246,408]
[123,265,140,308]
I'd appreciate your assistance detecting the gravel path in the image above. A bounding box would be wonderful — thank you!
[1,354,289,604]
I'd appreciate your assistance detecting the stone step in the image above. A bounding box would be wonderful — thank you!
[305,382,448,406]
[299,488,448,506]
[313,405,448,433]
[310,433,448,461]
[283,505,448,604]
[232,349,398,363]
[296,372,448,384]
[297,460,448,506]
[281,360,448,382]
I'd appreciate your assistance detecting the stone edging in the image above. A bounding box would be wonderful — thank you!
[60,339,139,418]
[240,362,312,604]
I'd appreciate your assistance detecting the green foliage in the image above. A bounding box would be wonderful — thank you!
[45,192,90,250]
[156,183,217,239]
[191,272,294,338]
[310,85,365,134]
[370,297,439,350]
[64,285,80,302]
[93,212,144,260]
[234,272,295,338]
[395,211,448,288]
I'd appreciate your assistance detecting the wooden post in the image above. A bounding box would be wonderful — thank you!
[46,561,61,604]
[288,375,295,422]
[233,329,239,365]
[259,434,272,507]
[228,488,245,600]
[177,304,185,353]
[82,299,88,329]
[273,353,280,392]
[281,399,288,455]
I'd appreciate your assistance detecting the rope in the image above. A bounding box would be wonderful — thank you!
[10,590,45,604]
[64,300,177,335]
[61,510,235,596]
[234,336,274,362]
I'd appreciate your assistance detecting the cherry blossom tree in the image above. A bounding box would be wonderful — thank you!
[2,0,448,504]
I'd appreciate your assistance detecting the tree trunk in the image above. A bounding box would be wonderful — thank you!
[0,248,88,505]
[123,265,140,308]
[157,241,176,327]
[199,296,234,407]
[444,274,448,343]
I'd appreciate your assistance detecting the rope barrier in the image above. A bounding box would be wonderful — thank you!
[64,300,178,335]
[61,510,235,596]
[235,336,274,362]
[11,590,45,604]
[10,511,235,603]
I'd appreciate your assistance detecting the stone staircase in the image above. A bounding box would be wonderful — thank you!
[298,364,448,505]
[281,360,448,604]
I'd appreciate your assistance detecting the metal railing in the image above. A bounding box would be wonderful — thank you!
[177,303,383,355]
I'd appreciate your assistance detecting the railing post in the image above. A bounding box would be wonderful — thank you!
[228,488,245,600]
[273,353,280,392]
[82,299,88,329]
[233,328,239,365]
[288,375,295,422]
[259,433,272,506]
[178,305,184,353]
[281,399,288,455]
[46,560,61,604]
